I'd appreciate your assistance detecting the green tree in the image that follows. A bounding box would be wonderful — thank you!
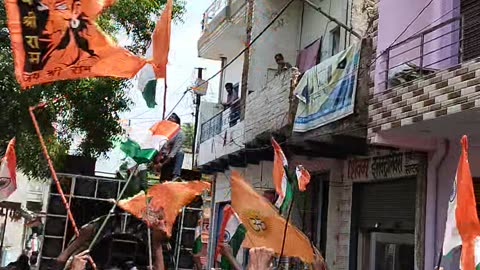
[182,123,194,151]
[0,0,186,179]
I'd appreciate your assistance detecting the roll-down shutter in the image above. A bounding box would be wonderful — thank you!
[354,178,417,231]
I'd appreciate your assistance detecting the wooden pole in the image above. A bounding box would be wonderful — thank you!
[0,209,9,262]
[163,77,168,120]
[29,105,96,269]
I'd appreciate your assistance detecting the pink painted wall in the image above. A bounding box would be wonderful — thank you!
[374,0,460,93]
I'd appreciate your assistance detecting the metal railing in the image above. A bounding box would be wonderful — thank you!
[201,0,229,31]
[200,100,242,143]
[378,17,464,90]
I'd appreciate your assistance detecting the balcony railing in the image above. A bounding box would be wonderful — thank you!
[201,0,229,31]
[378,17,463,90]
[200,100,242,143]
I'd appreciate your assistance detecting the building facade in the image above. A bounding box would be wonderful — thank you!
[192,0,480,269]
[196,0,380,269]
[368,0,480,269]
[0,173,50,267]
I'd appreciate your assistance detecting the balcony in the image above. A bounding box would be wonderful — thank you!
[377,17,462,91]
[198,0,247,60]
[244,69,297,143]
[368,17,480,144]
[197,101,244,166]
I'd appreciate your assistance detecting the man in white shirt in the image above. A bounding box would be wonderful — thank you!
[155,113,185,182]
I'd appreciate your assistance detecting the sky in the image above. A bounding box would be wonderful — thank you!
[94,0,221,174]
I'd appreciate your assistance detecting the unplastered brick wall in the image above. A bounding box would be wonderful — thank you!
[244,70,294,143]
[368,58,480,142]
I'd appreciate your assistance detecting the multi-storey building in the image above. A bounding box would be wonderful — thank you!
[0,173,49,267]
[193,0,393,269]
[368,0,480,269]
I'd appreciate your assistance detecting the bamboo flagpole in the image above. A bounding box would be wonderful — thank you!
[29,104,97,270]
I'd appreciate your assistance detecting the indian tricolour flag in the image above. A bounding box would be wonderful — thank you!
[120,120,179,164]
[216,205,246,270]
[442,136,480,270]
[137,0,172,108]
[0,138,16,200]
[137,45,157,109]
[272,138,292,214]
[193,220,202,254]
[296,165,311,192]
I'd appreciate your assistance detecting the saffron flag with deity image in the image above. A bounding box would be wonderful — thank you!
[3,0,147,88]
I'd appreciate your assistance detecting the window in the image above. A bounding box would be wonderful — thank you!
[330,27,341,56]
[461,0,480,61]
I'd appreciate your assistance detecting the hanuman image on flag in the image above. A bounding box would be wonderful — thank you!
[4,0,146,88]
[40,0,98,69]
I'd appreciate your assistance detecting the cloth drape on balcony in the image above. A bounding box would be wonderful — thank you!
[296,38,321,73]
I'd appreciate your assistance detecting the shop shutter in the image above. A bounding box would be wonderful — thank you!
[461,0,480,61]
[354,178,417,232]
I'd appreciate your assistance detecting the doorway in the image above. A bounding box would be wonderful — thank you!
[368,232,414,270]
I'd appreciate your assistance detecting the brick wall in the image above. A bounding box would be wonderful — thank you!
[368,58,480,141]
[244,69,296,143]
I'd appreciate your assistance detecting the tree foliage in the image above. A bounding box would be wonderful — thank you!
[181,123,194,151]
[0,0,185,179]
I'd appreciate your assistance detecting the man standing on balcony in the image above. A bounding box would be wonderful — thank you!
[223,82,240,127]
[275,53,292,75]
[223,83,239,108]
[153,113,185,182]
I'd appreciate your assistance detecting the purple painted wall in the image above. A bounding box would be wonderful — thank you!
[375,0,460,93]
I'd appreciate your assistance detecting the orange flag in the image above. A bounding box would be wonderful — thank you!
[117,181,210,236]
[230,171,314,263]
[296,165,310,192]
[271,138,289,210]
[151,0,172,78]
[4,0,146,88]
[442,136,480,269]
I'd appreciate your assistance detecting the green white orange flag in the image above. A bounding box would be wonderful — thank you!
[442,135,480,269]
[296,165,310,192]
[0,138,16,200]
[151,0,172,78]
[120,120,179,164]
[272,138,292,213]
[137,0,173,108]
[192,219,202,254]
[137,45,157,108]
[216,205,246,270]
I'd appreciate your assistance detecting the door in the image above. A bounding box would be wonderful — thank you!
[350,179,417,270]
[369,233,414,270]
[297,173,329,254]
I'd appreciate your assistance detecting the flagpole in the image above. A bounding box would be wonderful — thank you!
[29,105,97,270]
[88,165,139,251]
[163,76,168,119]
[145,189,153,270]
[279,192,294,258]
[29,106,80,236]
[435,249,443,269]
